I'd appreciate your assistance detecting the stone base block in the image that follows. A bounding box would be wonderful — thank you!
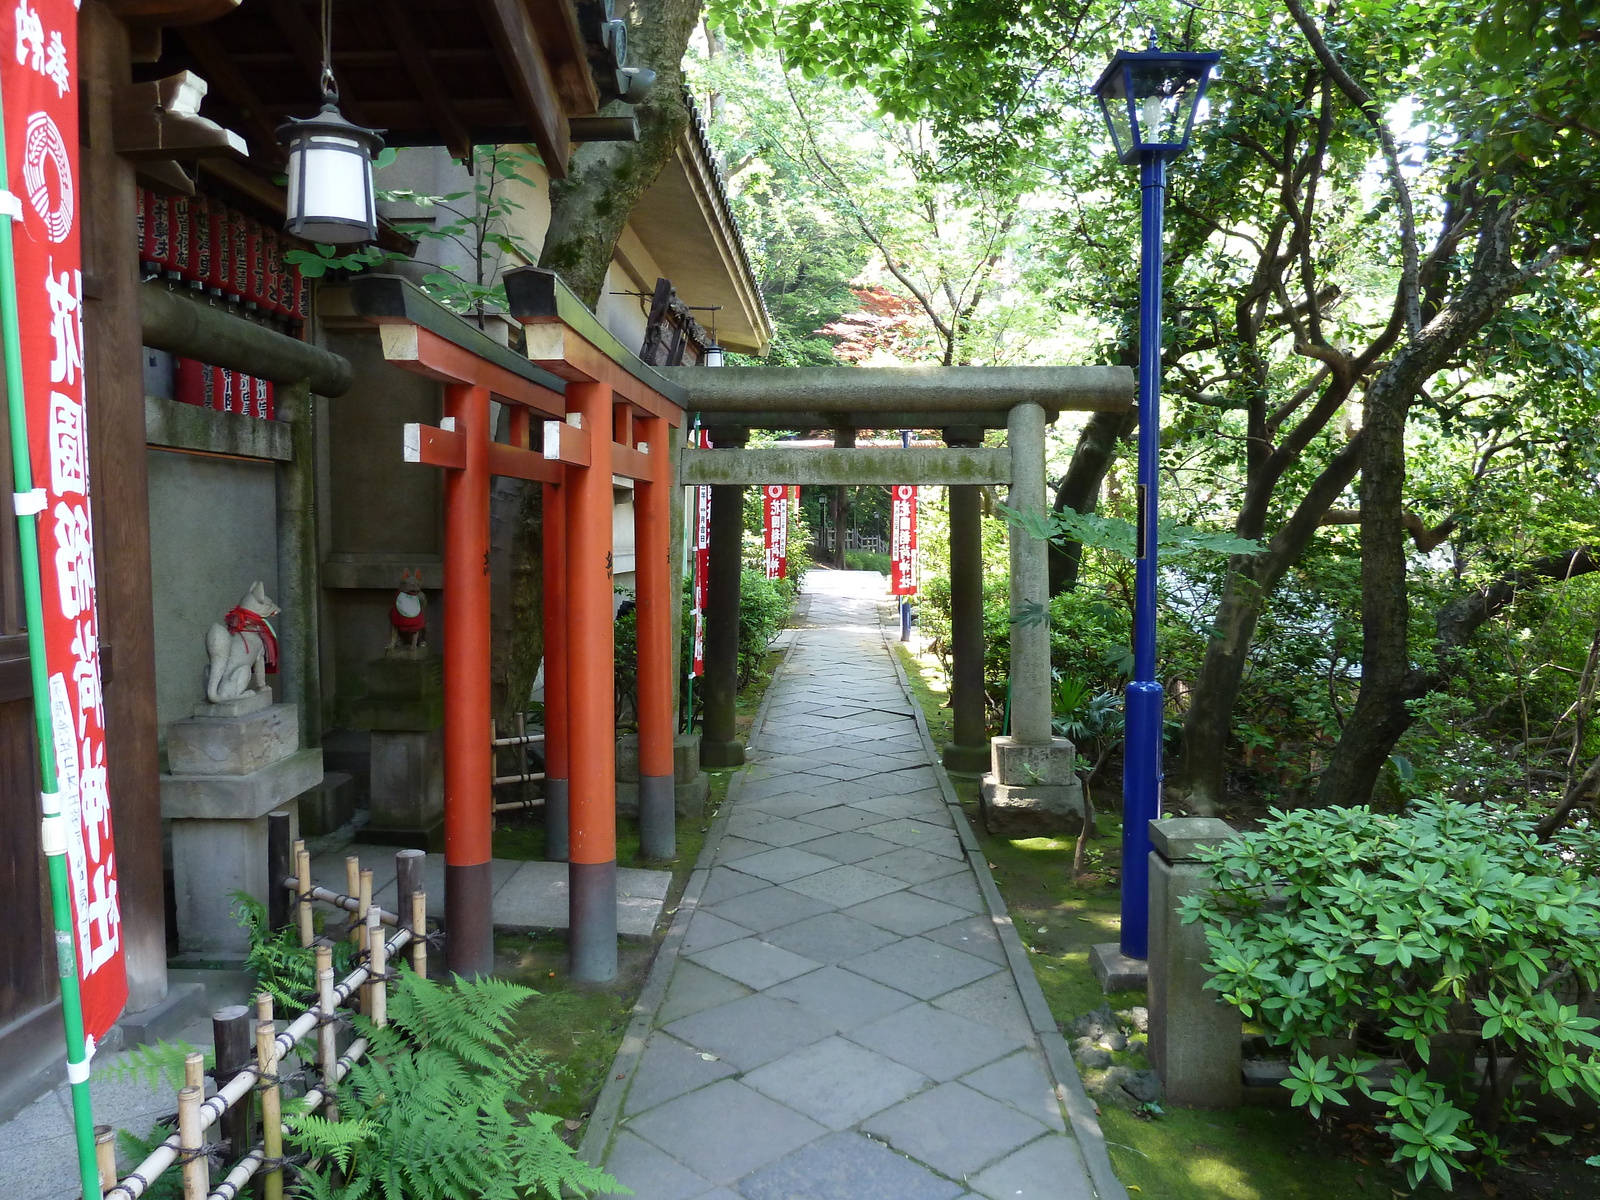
[357,652,444,730]
[1090,942,1149,992]
[368,729,444,843]
[617,732,706,784]
[700,738,745,770]
[942,742,990,774]
[172,802,299,957]
[978,773,1083,837]
[617,771,711,820]
[192,687,272,719]
[166,703,299,776]
[989,735,1078,787]
[162,748,324,819]
[298,771,355,837]
[115,983,209,1049]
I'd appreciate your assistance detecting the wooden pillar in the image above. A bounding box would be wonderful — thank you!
[81,0,166,1012]
[700,426,747,769]
[634,412,674,859]
[943,427,989,772]
[830,426,854,566]
[565,382,617,982]
[442,383,493,977]
[541,478,569,860]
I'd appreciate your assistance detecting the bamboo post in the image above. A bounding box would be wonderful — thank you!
[178,1075,206,1199]
[410,891,427,978]
[315,944,338,1122]
[211,1005,252,1166]
[344,857,362,948]
[394,849,424,938]
[356,868,374,1012]
[295,842,313,948]
[266,813,293,933]
[255,994,284,1200]
[367,906,387,1028]
[95,1125,115,1195]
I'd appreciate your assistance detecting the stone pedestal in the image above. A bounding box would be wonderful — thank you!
[161,700,322,958]
[357,651,444,847]
[978,735,1083,837]
[1148,817,1241,1108]
[617,731,711,819]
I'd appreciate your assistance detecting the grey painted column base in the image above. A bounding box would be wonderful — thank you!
[544,778,569,861]
[569,859,619,982]
[941,742,990,774]
[445,860,495,980]
[699,739,746,769]
[638,774,675,860]
[1149,817,1242,1108]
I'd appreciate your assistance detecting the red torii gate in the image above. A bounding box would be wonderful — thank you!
[354,275,682,982]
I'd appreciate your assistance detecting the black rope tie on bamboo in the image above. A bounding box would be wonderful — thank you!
[175,1141,228,1167]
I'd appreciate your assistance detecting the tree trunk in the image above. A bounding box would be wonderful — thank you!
[537,0,705,306]
[1048,408,1136,595]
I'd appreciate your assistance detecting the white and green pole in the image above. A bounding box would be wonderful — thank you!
[0,72,104,1200]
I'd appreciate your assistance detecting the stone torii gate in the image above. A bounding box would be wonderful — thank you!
[662,363,1134,832]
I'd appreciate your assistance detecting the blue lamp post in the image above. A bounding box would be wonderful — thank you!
[1091,41,1219,960]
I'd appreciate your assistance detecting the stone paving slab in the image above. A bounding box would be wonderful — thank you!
[582,572,1122,1199]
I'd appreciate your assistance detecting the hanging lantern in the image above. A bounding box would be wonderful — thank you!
[278,102,383,244]
[702,345,725,368]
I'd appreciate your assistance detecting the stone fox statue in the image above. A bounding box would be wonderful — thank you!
[205,582,280,703]
[389,568,427,649]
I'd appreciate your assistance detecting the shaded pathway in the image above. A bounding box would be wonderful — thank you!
[585,571,1120,1199]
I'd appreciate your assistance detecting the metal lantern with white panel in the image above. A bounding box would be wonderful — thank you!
[279,101,384,244]
[1091,46,1221,165]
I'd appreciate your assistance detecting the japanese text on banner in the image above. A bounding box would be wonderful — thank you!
[762,485,787,580]
[8,0,128,1043]
[890,485,919,596]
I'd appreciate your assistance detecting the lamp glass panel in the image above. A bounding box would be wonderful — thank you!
[301,137,370,223]
[1127,60,1206,148]
[1097,88,1134,160]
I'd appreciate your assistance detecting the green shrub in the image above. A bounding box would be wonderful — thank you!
[1184,800,1600,1190]
[844,549,891,574]
[291,971,625,1199]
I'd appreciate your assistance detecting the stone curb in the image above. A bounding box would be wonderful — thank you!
[878,608,1131,1200]
[576,619,802,1170]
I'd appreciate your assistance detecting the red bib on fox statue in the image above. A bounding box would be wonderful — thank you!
[224,606,278,672]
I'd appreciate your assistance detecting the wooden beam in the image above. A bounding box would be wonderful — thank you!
[488,442,560,483]
[175,25,283,159]
[378,325,563,414]
[386,5,474,164]
[541,419,590,467]
[403,422,465,470]
[679,446,1013,487]
[474,0,570,177]
[522,322,684,426]
[611,442,655,483]
[263,0,375,130]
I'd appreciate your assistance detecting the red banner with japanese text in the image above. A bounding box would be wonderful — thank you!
[762,485,787,580]
[890,485,918,596]
[8,0,127,1043]
[689,430,710,677]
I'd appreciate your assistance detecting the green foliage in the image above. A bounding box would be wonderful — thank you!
[290,970,625,1200]
[115,1125,184,1200]
[95,1039,210,1094]
[1184,800,1600,1190]
[235,892,358,1018]
[844,549,890,574]
[282,244,398,279]
[998,503,1264,565]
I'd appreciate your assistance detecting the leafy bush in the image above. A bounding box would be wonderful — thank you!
[844,549,891,573]
[291,971,625,1200]
[1183,800,1600,1190]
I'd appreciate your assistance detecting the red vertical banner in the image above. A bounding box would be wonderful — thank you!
[762,484,787,580]
[7,0,128,1043]
[689,430,710,677]
[890,485,918,596]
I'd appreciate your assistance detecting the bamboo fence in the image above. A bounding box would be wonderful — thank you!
[102,834,434,1200]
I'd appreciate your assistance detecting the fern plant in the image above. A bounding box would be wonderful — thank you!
[288,969,627,1200]
[234,892,358,1017]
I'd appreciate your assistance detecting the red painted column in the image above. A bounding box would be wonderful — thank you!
[542,477,570,860]
[635,412,675,859]
[565,382,617,981]
[442,383,494,977]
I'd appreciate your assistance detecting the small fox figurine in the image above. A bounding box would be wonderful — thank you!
[205,581,279,704]
[389,569,427,650]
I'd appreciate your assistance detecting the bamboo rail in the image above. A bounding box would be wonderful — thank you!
[103,842,432,1200]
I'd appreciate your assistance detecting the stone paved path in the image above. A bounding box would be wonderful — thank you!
[588,571,1113,1200]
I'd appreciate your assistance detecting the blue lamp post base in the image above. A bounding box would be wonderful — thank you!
[1120,678,1165,959]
